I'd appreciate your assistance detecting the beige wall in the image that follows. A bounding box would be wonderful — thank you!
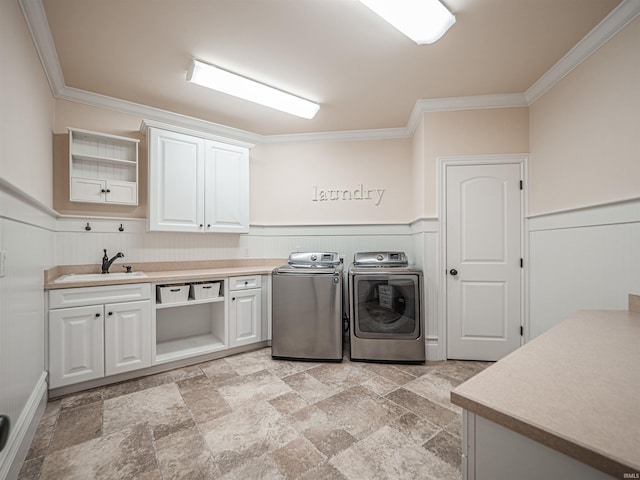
[419,108,530,218]
[0,0,54,207]
[529,16,640,216]
[251,138,413,225]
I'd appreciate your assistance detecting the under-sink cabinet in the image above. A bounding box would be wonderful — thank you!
[48,283,152,388]
[229,275,262,347]
[145,123,252,234]
[47,274,268,390]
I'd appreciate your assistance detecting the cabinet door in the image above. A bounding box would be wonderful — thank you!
[70,177,106,203]
[104,300,151,376]
[49,305,104,388]
[229,289,262,347]
[149,128,205,232]
[105,180,138,205]
[204,140,249,233]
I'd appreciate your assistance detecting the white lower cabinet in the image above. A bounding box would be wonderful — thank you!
[48,284,152,389]
[104,300,152,376]
[229,288,261,347]
[49,305,105,388]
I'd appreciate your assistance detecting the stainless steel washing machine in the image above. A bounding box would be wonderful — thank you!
[349,251,425,363]
[272,252,343,361]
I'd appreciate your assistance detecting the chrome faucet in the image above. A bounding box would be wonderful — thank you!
[101,249,124,274]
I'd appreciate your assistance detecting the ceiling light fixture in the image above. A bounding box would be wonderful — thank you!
[186,59,319,119]
[359,0,455,45]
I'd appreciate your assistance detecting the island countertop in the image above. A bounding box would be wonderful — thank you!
[451,304,640,478]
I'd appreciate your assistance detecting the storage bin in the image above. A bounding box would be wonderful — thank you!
[156,284,189,304]
[190,282,221,300]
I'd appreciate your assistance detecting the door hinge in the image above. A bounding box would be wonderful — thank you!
[520,258,523,268]
[520,326,524,336]
[519,180,523,190]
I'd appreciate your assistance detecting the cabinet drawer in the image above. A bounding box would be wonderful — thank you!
[49,283,151,309]
[229,275,262,291]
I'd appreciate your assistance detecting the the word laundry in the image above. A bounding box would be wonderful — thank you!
[312,184,386,206]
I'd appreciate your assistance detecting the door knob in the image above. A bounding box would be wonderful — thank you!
[449,269,458,276]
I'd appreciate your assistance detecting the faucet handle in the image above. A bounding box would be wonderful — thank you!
[123,265,132,273]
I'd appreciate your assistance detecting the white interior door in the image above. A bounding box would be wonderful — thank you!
[446,162,522,361]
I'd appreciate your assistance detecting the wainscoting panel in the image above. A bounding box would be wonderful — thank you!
[0,181,54,480]
[529,199,640,339]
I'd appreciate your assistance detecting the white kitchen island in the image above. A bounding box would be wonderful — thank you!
[451,295,640,480]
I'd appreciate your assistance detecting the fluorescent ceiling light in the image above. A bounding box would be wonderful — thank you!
[360,0,455,45]
[187,59,319,119]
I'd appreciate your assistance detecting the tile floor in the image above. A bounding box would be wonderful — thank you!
[18,347,489,480]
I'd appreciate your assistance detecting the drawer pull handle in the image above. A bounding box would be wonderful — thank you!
[202,285,213,289]
[170,288,181,292]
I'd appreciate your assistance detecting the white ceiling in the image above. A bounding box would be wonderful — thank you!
[37,0,623,136]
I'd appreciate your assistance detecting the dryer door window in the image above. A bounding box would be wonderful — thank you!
[353,274,420,339]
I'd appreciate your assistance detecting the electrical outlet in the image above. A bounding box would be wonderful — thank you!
[0,251,6,278]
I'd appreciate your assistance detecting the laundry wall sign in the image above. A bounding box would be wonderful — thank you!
[312,184,386,206]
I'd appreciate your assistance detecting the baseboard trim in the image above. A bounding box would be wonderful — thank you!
[0,372,47,480]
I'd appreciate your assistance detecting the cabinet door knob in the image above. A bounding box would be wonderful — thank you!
[101,189,106,193]
[106,189,111,193]
[232,297,235,301]
[95,313,100,318]
[199,224,204,228]
[207,224,211,228]
[108,311,113,316]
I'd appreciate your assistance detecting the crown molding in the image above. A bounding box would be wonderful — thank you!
[18,0,65,94]
[20,0,640,144]
[525,0,640,104]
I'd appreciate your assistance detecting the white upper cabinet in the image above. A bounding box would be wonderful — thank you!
[145,122,251,233]
[69,128,139,205]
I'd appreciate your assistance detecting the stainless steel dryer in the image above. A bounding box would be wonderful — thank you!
[272,252,343,361]
[349,252,425,363]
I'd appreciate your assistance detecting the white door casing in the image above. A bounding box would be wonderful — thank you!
[444,158,524,361]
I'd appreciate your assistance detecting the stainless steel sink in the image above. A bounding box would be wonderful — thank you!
[54,272,147,283]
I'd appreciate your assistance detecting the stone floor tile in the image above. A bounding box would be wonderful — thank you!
[306,362,371,391]
[281,371,336,402]
[303,427,357,458]
[59,389,103,410]
[331,426,459,480]
[25,411,57,459]
[424,430,462,468]
[217,369,293,407]
[201,401,299,475]
[177,374,232,423]
[403,373,461,413]
[48,402,102,453]
[269,391,309,415]
[391,412,440,446]
[17,456,44,480]
[103,382,194,440]
[360,373,400,396]
[287,404,340,434]
[154,427,221,480]
[219,453,285,480]
[315,385,406,439]
[39,424,159,480]
[298,462,348,480]
[270,437,325,480]
[223,349,272,376]
[385,388,459,428]
[360,363,417,385]
[199,359,240,385]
